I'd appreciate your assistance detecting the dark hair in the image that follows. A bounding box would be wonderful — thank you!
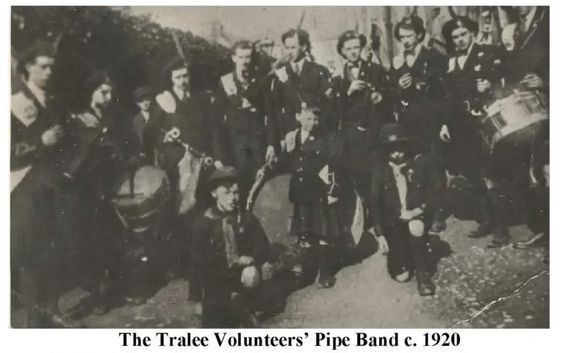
[17,41,56,78]
[394,15,426,42]
[161,56,188,88]
[281,28,311,52]
[441,17,479,52]
[84,71,112,104]
[231,40,254,55]
[336,30,367,57]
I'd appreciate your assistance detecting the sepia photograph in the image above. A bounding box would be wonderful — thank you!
[9,5,549,329]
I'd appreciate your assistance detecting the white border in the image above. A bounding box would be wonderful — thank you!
[1,1,560,351]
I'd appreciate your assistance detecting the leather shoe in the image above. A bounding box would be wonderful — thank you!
[416,272,435,296]
[486,240,510,249]
[318,270,336,289]
[392,270,412,283]
[513,233,548,249]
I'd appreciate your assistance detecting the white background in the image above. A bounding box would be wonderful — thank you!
[1,0,560,351]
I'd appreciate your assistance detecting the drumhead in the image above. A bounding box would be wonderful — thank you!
[114,165,169,207]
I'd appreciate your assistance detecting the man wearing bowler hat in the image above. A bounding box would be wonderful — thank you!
[368,124,442,296]
[189,166,270,327]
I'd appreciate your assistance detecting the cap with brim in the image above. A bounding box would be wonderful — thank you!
[375,123,418,146]
[208,166,239,187]
[133,86,154,102]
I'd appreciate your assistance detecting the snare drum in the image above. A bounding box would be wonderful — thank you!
[480,91,548,150]
[111,165,170,233]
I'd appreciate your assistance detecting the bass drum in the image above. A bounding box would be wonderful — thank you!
[252,172,365,273]
[110,165,177,300]
[111,165,171,234]
[253,173,294,247]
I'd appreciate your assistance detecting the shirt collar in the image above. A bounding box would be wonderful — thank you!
[140,110,150,121]
[404,43,422,59]
[292,58,305,72]
[459,41,475,58]
[25,80,46,107]
[172,87,190,100]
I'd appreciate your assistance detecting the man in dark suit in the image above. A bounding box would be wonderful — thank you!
[483,6,549,249]
[156,57,225,172]
[389,16,448,235]
[267,28,331,164]
[502,6,549,89]
[189,166,269,327]
[131,86,161,164]
[214,40,270,201]
[329,30,392,212]
[369,124,442,296]
[10,41,75,327]
[442,17,503,240]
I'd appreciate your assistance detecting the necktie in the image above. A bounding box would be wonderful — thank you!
[457,48,469,57]
[222,216,239,268]
[390,162,408,211]
[294,63,301,76]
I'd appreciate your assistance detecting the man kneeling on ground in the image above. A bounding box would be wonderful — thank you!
[189,166,270,327]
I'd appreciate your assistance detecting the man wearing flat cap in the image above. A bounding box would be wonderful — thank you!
[329,30,392,211]
[11,41,74,327]
[131,86,161,163]
[368,124,442,296]
[442,16,503,241]
[189,166,270,327]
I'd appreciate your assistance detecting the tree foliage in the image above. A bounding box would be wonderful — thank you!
[12,6,231,111]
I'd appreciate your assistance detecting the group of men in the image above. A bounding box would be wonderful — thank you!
[11,6,549,328]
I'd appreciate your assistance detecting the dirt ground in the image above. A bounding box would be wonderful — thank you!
[11,179,549,328]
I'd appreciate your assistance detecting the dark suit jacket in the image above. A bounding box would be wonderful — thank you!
[329,60,392,132]
[269,60,331,145]
[156,90,224,170]
[445,43,502,125]
[503,7,549,87]
[189,207,269,300]
[11,83,66,189]
[370,154,441,235]
[389,46,448,138]
[214,71,269,167]
[131,106,162,160]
